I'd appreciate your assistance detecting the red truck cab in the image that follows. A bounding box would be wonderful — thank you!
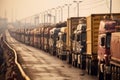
[98,18,117,80]
[110,23,120,80]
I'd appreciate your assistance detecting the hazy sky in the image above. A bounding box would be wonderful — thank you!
[0,0,120,22]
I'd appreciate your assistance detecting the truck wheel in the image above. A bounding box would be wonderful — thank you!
[53,51,56,56]
[66,51,72,64]
[56,49,58,57]
[114,66,117,80]
[51,47,54,55]
[77,54,80,68]
[61,54,66,60]
[87,59,98,75]
[57,49,60,58]
[87,58,91,75]
[74,60,77,67]
[111,65,114,80]
[66,51,69,64]
[98,63,104,80]
[77,63,80,68]
[80,54,86,70]
[50,48,53,55]
[91,60,98,75]
[116,66,119,80]
[118,67,120,80]
[74,54,78,67]
[114,66,118,80]
[72,53,74,66]
[104,65,111,80]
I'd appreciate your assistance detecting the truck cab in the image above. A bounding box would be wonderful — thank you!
[40,27,45,50]
[71,20,86,68]
[110,21,120,80]
[98,18,117,80]
[44,27,53,52]
[24,29,30,45]
[35,27,41,48]
[43,27,49,51]
[49,27,60,55]
[56,27,67,60]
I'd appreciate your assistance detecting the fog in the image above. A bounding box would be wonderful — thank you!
[0,0,120,22]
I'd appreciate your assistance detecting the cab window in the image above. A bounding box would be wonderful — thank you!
[106,33,111,49]
[77,34,81,41]
[101,37,105,46]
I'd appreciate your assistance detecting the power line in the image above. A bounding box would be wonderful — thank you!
[18,0,112,23]
[80,0,103,7]
[80,1,106,10]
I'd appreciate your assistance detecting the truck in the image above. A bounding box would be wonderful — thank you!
[66,17,85,64]
[56,27,67,60]
[49,27,60,55]
[110,31,120,80]
[98,14,120,80]
[86,13,120,77]
[43,26,53,52]
[24,29,30,45]
[33,28,39,47]
[71,18,86,69]
[40,27,45,50]
[35,27,41,48]
[49,22,66,55]
[29,28,35,46]
[18,29,24,43]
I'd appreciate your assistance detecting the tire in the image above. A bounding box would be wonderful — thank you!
[72,53,75,66]
[66,51,72,64]
[87,58,91,75]
[74,54,78,67]
[111,65,114,80]
[77,54,80,68]
[98,63,104,80]
[87,59,98,75]
[80,54,86,70]
[104,65,111,80]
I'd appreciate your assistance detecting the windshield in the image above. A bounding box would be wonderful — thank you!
[77,34,81,41]
[71,34,75,40]
[106,33,111,49]
[81,32,86,41]
[76,32,86,42]
[62,33,66,42]
[44,34,48,38]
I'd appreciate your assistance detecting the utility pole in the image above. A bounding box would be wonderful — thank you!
[58,6,64,22]
[34,15,39,26]
[4,9,7,19]
[73,1,82,17]
[110,0,112,17]
[65,4,72,18]
[11,8,13,23]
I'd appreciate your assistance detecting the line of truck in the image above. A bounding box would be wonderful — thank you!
[9,13,120,80]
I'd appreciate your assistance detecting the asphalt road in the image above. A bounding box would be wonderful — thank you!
[5,31,98,80]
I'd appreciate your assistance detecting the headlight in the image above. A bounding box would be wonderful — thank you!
[104,54,107,57]
[76,47,81,52]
